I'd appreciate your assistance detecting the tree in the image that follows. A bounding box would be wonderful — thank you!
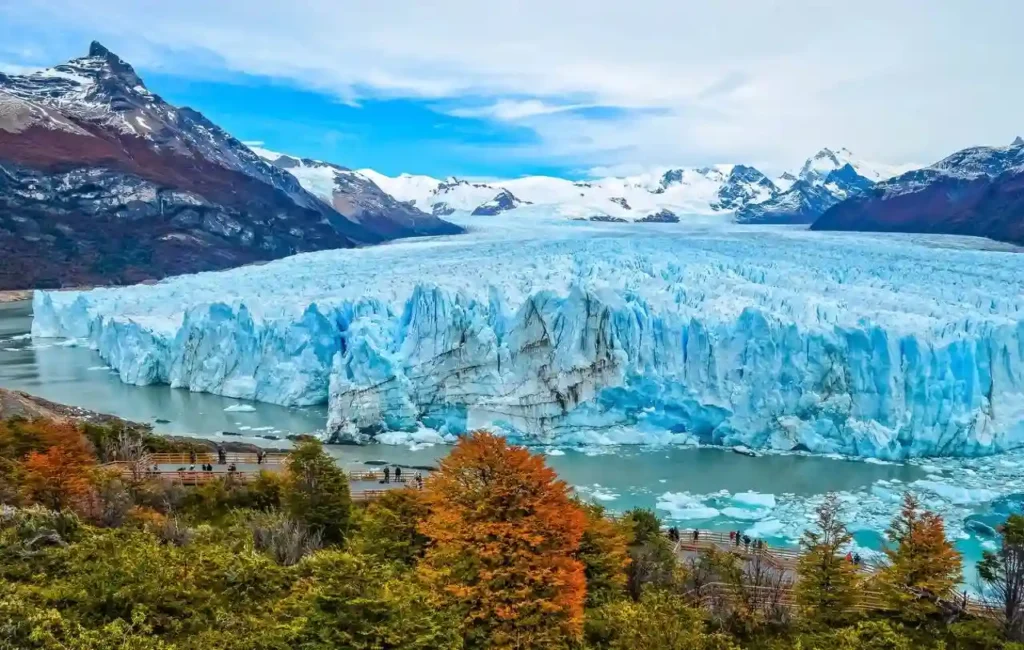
[22,445,94,513]
[795,492,861,627]
[978,514,1024,640]
[355,487,431,565]
[279,550,462,650]
[623,508,662,546]
[590,590,739,650]
[576,502,631,608]
[620,507,677,600]
[879,492,962,622]
[284,439,351,545]
[417,431,587,650]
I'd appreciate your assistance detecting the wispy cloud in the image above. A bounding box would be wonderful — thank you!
[446,99,597,122]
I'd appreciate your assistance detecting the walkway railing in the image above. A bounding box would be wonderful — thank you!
[675,530,1001,619]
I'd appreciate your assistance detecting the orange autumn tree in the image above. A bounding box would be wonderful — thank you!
[418,431,587,650]
[879,492,962,622]
[20,420,96,513]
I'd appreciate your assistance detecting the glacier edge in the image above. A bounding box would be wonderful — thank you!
[30,223,1024,459]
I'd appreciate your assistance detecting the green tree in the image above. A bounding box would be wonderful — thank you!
[879,492,962,622]
[280,550,462,650]
[576,502,631,608]
[590,590,739,650]
[284,439,351,545]
[354,487,430,565]
[978,513,1024,640]
[795,492,861,627]
[623,508,662,545]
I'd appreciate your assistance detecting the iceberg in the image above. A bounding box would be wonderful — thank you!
[31,215,1024,459]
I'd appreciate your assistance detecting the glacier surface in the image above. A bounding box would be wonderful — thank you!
[32,212,1024,459]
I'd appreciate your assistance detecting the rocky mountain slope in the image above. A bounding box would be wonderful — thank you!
[0,43,454,291]
[735,148,907,224]
[248,146,462,238]
[812,138,1024,245]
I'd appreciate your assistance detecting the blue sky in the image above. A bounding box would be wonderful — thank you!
[2,0,1022,179]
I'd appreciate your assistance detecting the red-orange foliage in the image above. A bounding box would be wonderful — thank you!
[418,431,587,650]
[17,420,96,512]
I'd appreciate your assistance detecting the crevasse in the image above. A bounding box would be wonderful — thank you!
[31,219,1024,459]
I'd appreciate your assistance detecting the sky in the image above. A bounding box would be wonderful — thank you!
[1,0,1022,179]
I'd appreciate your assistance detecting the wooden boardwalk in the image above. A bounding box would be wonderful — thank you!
[101,454,423,502]
[675,528,1000,619]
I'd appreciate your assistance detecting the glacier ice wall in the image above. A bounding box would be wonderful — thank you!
[32,216,1024,459]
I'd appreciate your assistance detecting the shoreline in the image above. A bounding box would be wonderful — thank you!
[0,291,31,304]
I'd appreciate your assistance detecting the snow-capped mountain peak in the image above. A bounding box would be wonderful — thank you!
[798,147,916,184]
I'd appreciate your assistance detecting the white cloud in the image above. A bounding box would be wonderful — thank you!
[4,0,1023,172]
[447,99,595,122]
[0,62,40,75]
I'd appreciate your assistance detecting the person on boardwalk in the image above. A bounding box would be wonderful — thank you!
[189,449,197,465]
[383,466,391,484]
[217,445,226,465]
[692,529,699,543]
[228,463,237,473]
[845,551,853,563]
[394,466,402,482]
[415,473,423,489]
[742,535,751,551]
[729,530,736,543]
[256,448,265,465]
[853,552,861,566]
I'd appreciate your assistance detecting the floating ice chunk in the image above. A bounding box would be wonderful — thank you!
[744,519,784,538]
[721,507,772,521]
[657,492,721,520]
[87,365,110,371]
[577,484,620,502]
[224,404,257,413]
[545,448,566,456]
[732,491,777,509]
[910,479,1000,505]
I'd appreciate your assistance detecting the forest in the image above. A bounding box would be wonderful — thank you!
[1,416,1023,649]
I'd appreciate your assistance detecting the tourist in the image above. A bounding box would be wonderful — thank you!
[853,552,861,566]
[228,462,237,473]
[395,466,402,482]
[415,473,423,489]
[692,529,699,543]
[217,444,226,465]
[256,448,265,465]
[729,530,736,542]
[189,449,197,465]
[742,535,751,551]
[735,531,741,547]
[383,466,391,483]
[845,552,853,563]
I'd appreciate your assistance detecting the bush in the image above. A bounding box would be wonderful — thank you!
[248,510,322,566]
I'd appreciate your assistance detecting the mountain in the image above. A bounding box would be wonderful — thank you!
[812,139,1024,245]
[248,146,461,238]
[0,43,386,291]
[359,164,783,222]
[471,189,528,215]
[710,165,778,210]
[735,148,907,224]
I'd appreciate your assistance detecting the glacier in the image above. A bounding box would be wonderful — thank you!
[31,212,1024,459]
